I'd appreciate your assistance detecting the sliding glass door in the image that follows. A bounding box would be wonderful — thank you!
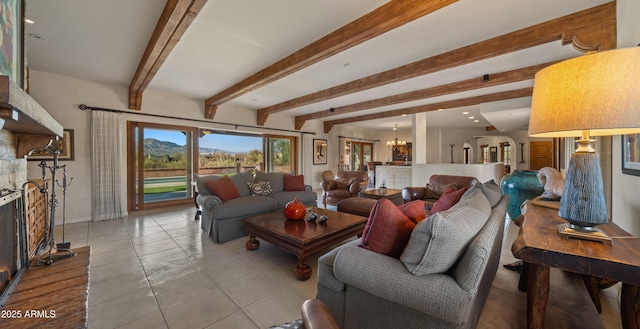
[349,142,373,171]
[127,122,197,211]
[264,135,297,174]
[127,125,298,212]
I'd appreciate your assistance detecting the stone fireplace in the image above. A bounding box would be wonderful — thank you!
[0,76,63,306]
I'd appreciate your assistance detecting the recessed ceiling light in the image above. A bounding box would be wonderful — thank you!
[437,109,444,112]
[462,111,469,115]
[401,114,407,117]
[24,18,35,24]
[474,120,479,123]
[468,116,475,119]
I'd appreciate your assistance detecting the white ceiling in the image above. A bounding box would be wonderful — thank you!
[24,0,611,131]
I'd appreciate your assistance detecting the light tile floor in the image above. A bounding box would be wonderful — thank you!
[50,195,622,329]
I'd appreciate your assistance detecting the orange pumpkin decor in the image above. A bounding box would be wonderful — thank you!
[284,197,306,220]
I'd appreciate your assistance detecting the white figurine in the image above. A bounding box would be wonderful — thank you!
[536,167,565,200]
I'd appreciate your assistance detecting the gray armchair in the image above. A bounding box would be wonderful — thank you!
[316,195,508,329]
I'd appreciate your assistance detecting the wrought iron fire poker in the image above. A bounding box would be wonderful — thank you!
[55,165,73,249]
[36,138,76,266]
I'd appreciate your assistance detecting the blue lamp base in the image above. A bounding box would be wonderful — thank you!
[557,151,611,243]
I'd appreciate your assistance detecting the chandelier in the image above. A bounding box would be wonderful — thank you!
[386,124,406,151]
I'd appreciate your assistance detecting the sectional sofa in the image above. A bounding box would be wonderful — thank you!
[317,181,508,329]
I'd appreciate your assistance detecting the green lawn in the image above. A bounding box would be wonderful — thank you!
[143,185,187,194]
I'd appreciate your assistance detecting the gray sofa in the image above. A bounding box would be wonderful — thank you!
[195,171,317,243]
[317,184,508,329]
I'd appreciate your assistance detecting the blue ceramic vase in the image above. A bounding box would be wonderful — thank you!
[500,170,544,220]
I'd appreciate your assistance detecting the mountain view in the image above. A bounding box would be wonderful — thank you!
[143,138,227,155]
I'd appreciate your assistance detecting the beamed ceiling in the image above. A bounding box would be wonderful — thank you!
[25,0,616,133]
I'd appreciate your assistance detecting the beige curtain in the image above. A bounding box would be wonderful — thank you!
[91,110,122,221]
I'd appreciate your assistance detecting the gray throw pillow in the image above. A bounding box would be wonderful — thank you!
[229,171,253,196]
[400,187,491,275]
[480,179,503,207]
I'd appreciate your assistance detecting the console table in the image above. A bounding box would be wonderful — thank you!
[512,200,640,329]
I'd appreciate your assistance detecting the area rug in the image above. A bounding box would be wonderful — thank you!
[269,319,303,329]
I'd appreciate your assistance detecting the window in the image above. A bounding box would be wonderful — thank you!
[198,131,297,174]
[127,124,299,212]
[199,130,263,175]
[264,135,297,174]
[501,142,511,165]
[490,147,498,163]
[480,145,488,163]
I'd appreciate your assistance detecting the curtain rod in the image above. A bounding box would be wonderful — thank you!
[338,135,380,143]
[78,104,316,135]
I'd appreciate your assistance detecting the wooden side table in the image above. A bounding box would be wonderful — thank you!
[512,200,640,329]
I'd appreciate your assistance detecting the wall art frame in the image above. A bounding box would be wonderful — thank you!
[0,0,25,88]
[622,134,640,176]
[28,129,75,161]
[313,139,327,165]
[392,142,412,162]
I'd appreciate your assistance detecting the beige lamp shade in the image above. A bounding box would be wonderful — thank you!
[529,47,640,137]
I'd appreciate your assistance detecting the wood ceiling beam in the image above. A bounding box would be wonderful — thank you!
[261,2,616,125]
[204,0,459,118]
[323,88,533,133]
[294,61,559,130]
[128,0,207,111]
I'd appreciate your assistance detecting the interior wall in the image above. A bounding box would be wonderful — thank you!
[27,70,327,223]
[419,127,529,168]
[612,0,640,236]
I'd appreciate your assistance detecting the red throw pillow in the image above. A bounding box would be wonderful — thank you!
[430,186,469,214]
[397,200,427,223]
[360,199,416,258]
[204,176,240,202]
[284,174,306,191]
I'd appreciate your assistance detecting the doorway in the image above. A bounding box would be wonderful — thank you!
[529,141,553,170]
[264,135,297,174]
[347,141,373,171]
[127,122,197,211]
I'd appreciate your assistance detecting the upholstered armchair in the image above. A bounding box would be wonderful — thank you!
[321,170,369,208]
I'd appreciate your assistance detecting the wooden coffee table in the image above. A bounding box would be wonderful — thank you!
[244,208,367,280]
[360,188,404,205]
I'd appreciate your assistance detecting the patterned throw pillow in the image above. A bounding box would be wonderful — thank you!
[247,180,273,196]
[425,183,457,199]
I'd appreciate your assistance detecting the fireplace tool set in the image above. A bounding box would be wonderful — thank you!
[34,138,76,265]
